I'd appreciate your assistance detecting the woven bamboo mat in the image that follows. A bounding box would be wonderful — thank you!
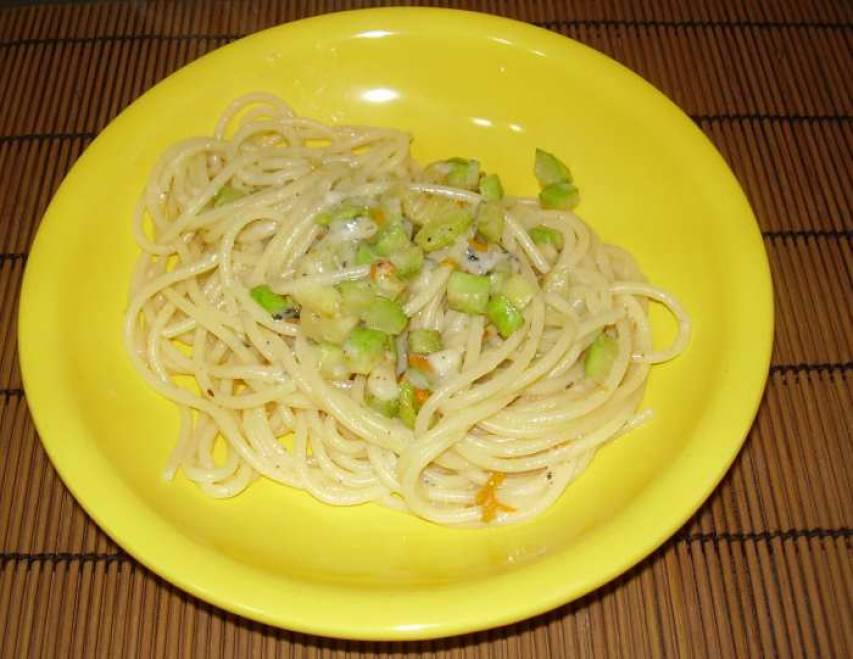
[1,1,851,656]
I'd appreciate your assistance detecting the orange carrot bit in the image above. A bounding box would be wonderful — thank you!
[370,260,396,280]
[475,472,516,523]
[439,258,458,269]
[413,388,431,406]
[369,207,386,226]
[407,353,433,373]
[469,238,489,252]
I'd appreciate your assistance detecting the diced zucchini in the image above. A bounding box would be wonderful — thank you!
[361,297,408,335]
[539,181,580,210]
[365,391,399,417]
[389,245,424,278]
[414,209,473,252]
[479,174,504,201]
[529,224,565,250]
[446,271,490,315]
[534,148,573,186]
[212,184,245,207]
[489,270,509,295]
[502,274,536,310]
[317,343,350,380]
[584,333,618,383]
[365,361,400,417]
[445,158,481,190]
[476,201,505,243]
[374,222,411,256]
[300,310,359,344]
[373,276,406,300]
[249,284,299,319]
[313,211,332,226]
[487,295,524,338]
[273,301,300,321]
[314,201,365,226]
[408,328,443,354]
[344,328,389,375]
[424,158,480,190]
[387,332,399,361]
[397,382,417,428]
[354,243,378,265]
[292,285,341,317]
[338,280,376,315]
[401,191,462,226]
[370,260,407,299]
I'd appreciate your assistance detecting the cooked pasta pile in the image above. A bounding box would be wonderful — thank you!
[124,93,690,526]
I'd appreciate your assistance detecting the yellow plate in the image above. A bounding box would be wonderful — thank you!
[19,8,773,640]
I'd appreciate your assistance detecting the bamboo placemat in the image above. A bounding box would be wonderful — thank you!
[1,1,850,656]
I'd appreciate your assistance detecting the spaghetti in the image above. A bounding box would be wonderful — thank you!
[124,93,690,526]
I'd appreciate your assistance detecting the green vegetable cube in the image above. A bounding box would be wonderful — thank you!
[315,201,365,226]
[300,311,359,344]
[365,391,400,418]
[317,343,350,379]
[249,284,299,319]
[476,201,505,243]
[344,328,389,375]
[445,158,481,190]
[489,270,509,295]
[479,174,504,201]
[414,209,473,252]
[534,148,573,186]
[355,243,378,265]
[397,382,417,428]
[374,222,411,256]
[389,245,424,277]
[401,192,461,226]
[528,225,564,250]
[408,328,443,354]
[584,333,618,383]
[361,297,409,335]
[293,285,340,317]
[370,261,407,299]
[338,280,376,314]
[446,271,491,315]
[487,294,524,338]
[425,158,481,190]
[539,182,580,210]
[501,274,536,310]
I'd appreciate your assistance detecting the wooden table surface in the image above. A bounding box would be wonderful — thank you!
[0,1,850,657]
